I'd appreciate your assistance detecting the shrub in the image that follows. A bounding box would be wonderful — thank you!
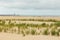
[41,23,48,27]
[58,29,60,32]
[43,29,49,35]
[54,22,60,27]
[21,30,25,36]
[47,19,56,22]
[51,30,56,36]
[31,29,36,35]
[51,29,59,36]
[55,31,59,36]
[0,27,2,32]
[49,23,53,28]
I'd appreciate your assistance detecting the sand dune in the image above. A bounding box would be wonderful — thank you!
[0,16,60,40]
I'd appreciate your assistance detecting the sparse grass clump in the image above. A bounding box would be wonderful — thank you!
[54,22,60,27]
[43,29,49,35]
[31,29,36,35]
[51,30,56,36]
[41,23,49,28]
[51,29,59,36]
[0,27,2,32]
[21,30,25,36]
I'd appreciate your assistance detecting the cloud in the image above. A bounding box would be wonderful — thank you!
[0,0,60,9]
[0,0,60,16]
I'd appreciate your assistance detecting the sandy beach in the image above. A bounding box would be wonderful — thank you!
[0,32,60,40]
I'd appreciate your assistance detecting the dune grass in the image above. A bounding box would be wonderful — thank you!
[0,19,60,36]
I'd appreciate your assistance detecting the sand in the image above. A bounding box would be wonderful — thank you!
[0,32,60,40]
[0,16,60,21]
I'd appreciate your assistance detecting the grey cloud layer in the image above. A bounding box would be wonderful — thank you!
[0,0,60,9]
[0,0,60,15]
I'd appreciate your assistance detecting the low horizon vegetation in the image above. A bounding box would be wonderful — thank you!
[0,18,60,22]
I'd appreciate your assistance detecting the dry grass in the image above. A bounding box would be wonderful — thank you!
[0,16,60,40]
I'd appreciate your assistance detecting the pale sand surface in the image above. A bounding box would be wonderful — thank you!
[0,32,60,40]
[0,16,60,21]
[16,21,54,24]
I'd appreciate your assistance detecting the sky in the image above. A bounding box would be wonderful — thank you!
[0,0,60,16]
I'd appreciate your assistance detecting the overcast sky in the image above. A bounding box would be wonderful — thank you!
[0,0,60,16]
